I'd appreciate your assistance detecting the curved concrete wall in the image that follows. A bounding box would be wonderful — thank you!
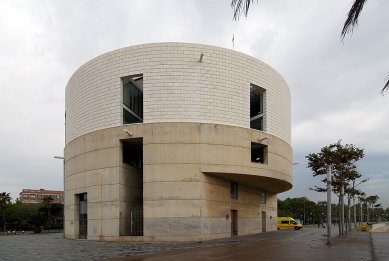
[65,42,291,145]
[64,123,291,241]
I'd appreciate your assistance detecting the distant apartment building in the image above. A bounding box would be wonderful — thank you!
[19,189,64,204]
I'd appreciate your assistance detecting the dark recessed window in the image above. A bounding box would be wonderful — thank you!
[122,138,143,170]
[123,74,143,124]
[231,182,238,199]
[250,84,265,131]
[250,117,263,130]
[260,190,266,204]
[251,142,268,164]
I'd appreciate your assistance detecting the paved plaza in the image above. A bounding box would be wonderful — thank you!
[0,227,388,260]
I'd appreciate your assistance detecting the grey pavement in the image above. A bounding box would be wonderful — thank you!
[0,228,387,261]
[371,232,389,260]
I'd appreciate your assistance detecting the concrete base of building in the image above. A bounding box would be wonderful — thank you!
[64,122,292,241]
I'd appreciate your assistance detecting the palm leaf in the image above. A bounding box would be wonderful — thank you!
[341,0,367,40]
[231,0,258,21]
[341,0,389,95]
[382,75,389,94]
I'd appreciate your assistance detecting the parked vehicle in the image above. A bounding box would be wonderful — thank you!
[277,217,303,230]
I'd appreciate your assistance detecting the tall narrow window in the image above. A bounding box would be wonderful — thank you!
[250,84,265,131]
[123,74,143,124]
[231,182,238,199]
[260,190,266,204]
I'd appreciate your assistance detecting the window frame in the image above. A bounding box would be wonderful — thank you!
[260,190,266,205]
[251,142,268,164]
[250,84,266,131]
[230,182,238,200]
[122,74,143,124]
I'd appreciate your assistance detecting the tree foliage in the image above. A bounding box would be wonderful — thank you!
[306,141,366,236]
[306,140,364,195]
[278,197,332,224]
[0,192,11,209]
[341,0,367,39]
[0,193,63,233]
[231,0,257,21]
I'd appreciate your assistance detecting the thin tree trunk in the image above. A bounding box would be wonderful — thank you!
[3,214,5,232]
[367,204,370,223]
[348,194,351,231]
[338,196,342,237]
[341,184,345,236]
[359,200,362,226]
[353,197,357,229]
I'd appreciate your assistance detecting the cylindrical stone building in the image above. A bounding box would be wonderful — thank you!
[64,42,292,241]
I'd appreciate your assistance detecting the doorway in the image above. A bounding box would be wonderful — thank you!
[262,211,266,232]
[231,210,238,236]
[79,193,87,239]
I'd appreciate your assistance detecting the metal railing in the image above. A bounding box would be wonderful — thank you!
[130,210,143,236]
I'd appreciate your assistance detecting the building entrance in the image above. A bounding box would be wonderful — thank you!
[79,193,87,239]
[122,138,143,236]
[262,211,266,232]
[231,210,238,236]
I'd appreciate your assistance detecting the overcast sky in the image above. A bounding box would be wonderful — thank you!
[0,0,388,208]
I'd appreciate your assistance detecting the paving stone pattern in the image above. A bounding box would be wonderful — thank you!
[1,228,387,261]
[0,232,268,261]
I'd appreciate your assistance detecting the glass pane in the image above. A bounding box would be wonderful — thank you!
[250,85,264,117]
[250,117,263,131]
[123,109,142,124]
[230,182,238,199]
[123,81,143,120]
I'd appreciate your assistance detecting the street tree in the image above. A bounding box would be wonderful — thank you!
[306,141,364,236]
[365,195,379,223]
[0,192,12,232]
[346,175,368,230]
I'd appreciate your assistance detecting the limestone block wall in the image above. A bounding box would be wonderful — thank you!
[65,43,290,145]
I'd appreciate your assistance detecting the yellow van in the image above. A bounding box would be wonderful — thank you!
[277,217,303,230]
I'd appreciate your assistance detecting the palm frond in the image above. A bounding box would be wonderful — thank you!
[381,74,389,95]
[231,0,258,21]
[341,0,368,40]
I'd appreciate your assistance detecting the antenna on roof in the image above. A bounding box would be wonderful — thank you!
[232,34,235,50]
